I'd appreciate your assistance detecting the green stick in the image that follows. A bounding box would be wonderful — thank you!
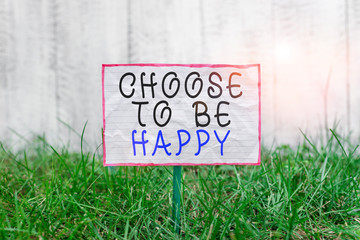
[172,166,181,234]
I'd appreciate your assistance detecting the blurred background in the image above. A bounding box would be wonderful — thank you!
[0,0,359,150]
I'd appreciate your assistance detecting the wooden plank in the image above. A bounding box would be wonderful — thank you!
[1,0,360,149]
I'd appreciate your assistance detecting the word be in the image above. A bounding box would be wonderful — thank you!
[132,129,231,156]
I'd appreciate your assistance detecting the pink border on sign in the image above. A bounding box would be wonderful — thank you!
[102,65,107,166]
[102,63,261,166]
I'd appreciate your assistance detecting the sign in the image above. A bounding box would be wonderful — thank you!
[102,64,261,166]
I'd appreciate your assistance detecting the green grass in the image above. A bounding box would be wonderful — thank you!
[0,129,359,239]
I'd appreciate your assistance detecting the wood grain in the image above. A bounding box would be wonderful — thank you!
[0,0,359,150]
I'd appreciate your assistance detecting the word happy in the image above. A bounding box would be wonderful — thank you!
[132,129,231,157]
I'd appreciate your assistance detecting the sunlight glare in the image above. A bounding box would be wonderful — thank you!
[274,43,296,63]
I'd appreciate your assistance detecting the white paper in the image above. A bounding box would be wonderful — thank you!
[102,64,261,166]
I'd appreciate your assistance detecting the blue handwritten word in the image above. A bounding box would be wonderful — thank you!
[132,129,231,157]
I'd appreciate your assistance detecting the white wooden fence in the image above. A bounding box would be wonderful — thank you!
[1,0,359,150]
